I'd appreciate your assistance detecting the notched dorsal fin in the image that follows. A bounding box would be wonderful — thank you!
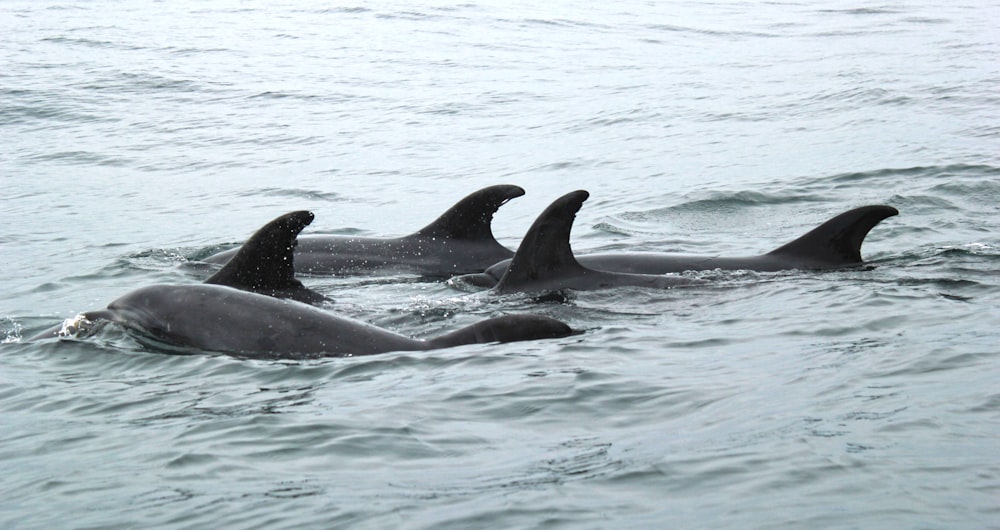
[494,190,590,293]
[414,184,525,241]
[767,205,898,265]
[206,210,314,292]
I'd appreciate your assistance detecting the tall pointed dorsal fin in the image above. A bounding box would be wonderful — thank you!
[414,184,525,240]
[767,205,898,265]
[205,210,314,292]
[494,190,590,293]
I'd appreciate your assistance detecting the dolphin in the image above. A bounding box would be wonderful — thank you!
[458,193,899,290]
[490,191,703,294]
[32,210,575,357]
[49,285,574,358]
[204,184,525,277]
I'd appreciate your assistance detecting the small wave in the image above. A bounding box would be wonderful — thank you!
[617,190,822,226]
[928,179,1000,207]
[898,243,1000,272]
[599,164,995,245]
[882,194,958,212]
[967,393,1000,414]
[816,7,901,15]
[901,16,950,24]
[165,46,232,56]
[390,435,623,498]
[0,104,105,126]
[519,159,595,174]
[248,91,323,101]
[40,36,128,49]
[674,190,818,210]
[806,87,911,106]
[645,23,778,39]
[235,188,341,201]
[518,17,614,31]
[591,219,678,237]
[959,124,1000,139]
[27,150,134,167]
[374,10,442,21]
[937,243,1000,257]
[564,109,655,132]
[484,15,615,33]
[291,6,371,15]
[824,165,1000,211]
[822,164,1000,186]
[64,72,211,99]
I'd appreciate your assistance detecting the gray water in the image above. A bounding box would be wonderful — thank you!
[2,1,999,528]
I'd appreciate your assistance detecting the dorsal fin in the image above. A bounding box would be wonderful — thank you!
[494,190,590,293]
[206,210,314,293]
[414,184,525,240]
[767,205,898,265]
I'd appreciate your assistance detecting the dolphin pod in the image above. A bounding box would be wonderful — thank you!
[456,191,898,293]
[32,210,575,357]
[31,186,898,357]
[204,184,524,277]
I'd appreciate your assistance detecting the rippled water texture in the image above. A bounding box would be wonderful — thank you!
[2,1,999,528]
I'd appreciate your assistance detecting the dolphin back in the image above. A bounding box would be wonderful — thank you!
[767,205,898,267]
[204,210,326,303]
[493,190,591,294]
[428,314,575,349]
[413,184,525,242]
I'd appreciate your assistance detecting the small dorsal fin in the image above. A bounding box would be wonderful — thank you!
[414,184,525,240]
[494,190,590,293]
[767,205,898,265]
[206,210,314,293]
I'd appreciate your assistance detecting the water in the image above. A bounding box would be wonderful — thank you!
[2,0,999,528]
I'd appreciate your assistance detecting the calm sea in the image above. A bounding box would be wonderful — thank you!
[2,1,999,528]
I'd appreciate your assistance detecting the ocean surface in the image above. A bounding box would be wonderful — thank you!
[2,0,999,528]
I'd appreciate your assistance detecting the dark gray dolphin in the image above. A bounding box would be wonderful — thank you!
[204,210,326,304]
[491,191,702,294]
[56,284,573,358]
[204,185,525,277]
[460,196,899,290]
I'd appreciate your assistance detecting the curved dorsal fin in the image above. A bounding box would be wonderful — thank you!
[206,210,314,292]
[413,184,525,241]
[494,190,590,293]
[767,205,898,265]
